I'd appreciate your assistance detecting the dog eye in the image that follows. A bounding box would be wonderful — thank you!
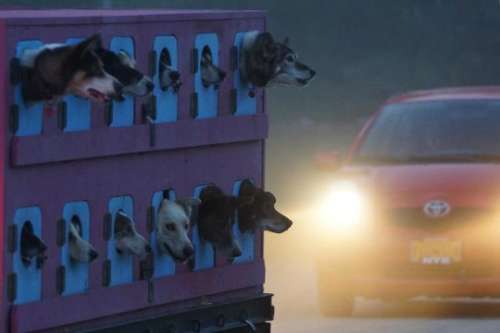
[165,224,176,232]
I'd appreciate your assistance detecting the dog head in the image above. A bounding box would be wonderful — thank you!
[201,46,226,88]
[65,34,124,102]
[97,48,154,99]
[156,198,200,262]
[20,222,47,268]
[114,210,151,259]
[242,32,315,88]
[197,185,253,259]
[159,49,182,92]
[68,216,98,263]
[238,180,293,233]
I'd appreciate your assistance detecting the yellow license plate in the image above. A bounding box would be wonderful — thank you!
[410,239,462,265]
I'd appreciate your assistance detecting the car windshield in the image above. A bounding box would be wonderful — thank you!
[353,99,500,164]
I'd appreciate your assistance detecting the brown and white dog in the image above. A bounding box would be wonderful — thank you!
[200,46,226,88]
[20,222,47,268]
[240,31,315,88]
[237,180,293,233]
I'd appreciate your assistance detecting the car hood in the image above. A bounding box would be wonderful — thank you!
[341,163,500,208]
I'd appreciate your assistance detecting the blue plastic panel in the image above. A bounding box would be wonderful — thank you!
[61,201,90,295]
[192,185,215,270]
[13,206,42,304]
[194,33,219,119]
[153,36,178,123]
[151,190,176,278]
[233,32,257,116]
[107,196,134,286]
[15,40,44,136]
[109,37,135,127]
[63,38,91,132]
[232,180,255,263]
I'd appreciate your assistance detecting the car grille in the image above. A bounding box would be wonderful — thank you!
[385,207,496,229]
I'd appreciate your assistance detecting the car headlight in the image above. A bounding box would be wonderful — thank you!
[317,180,368,231]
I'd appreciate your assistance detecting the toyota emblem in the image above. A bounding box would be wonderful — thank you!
[423,200,451,218]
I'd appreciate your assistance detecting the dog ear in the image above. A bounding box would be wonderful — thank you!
[114,211,132,234]
[176,198,201,218]
[259,32,276,61]
[117,50,136,68]
[73,34,102,58]
[263,191,277,204]
[232,195,254,209]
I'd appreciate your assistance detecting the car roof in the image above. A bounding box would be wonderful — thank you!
[386,86,500,105]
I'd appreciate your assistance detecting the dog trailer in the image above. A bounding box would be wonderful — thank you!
[0,9,273,332]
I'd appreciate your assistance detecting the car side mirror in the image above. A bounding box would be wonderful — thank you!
[314,151,343,172]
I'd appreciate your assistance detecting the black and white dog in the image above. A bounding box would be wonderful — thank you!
[96,48,154,100]
[197,185,251,259]
[200,46,226,88]
[158,49,182,92]
[156,198,200,262]
[237,180,293,233]
[240,31,315,88]
[20,223,47,268]
[20,34,123,104]
[114,210,152,259]
[68,216,98,263]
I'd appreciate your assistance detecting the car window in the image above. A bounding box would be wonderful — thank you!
[354,100,500,164]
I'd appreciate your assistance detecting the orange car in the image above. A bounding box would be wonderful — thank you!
[317,87,500,315]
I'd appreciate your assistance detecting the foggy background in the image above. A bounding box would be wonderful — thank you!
[5,0,500,329]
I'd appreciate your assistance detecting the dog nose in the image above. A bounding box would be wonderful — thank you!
[145,244,152,254]
[89,249,98,261]
[169,71,180,80]
[231,247,242,258]
[183,245,194,258]
[146,80,154,92]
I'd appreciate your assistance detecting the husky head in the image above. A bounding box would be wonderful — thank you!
[241,31,315,88]
[97,48,154,99]
[20,222,47,268]
[159,49,182,92]
[65,35,124,102]
[20,34,124,104]
[238,180,293,233]
[201,46,226,88]
[68,216,98,263]
[198,185,252,259]
[156,198,200,262]
[114,210,151,259]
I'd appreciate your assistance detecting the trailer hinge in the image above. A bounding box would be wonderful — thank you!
[7,272,17,302]
[102,259,111,287]
[57,101,67,130]
[57,218,66,247]
[56,265,65,295]
[10,57,22,85]
[103,212,112,241]
[8,224,17,253]
[191,48,199,73]
[9,104,19,134]
[230,88,237,114]
[230,46,239,72]
[190,92,198,118]
[149,49,157,77]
